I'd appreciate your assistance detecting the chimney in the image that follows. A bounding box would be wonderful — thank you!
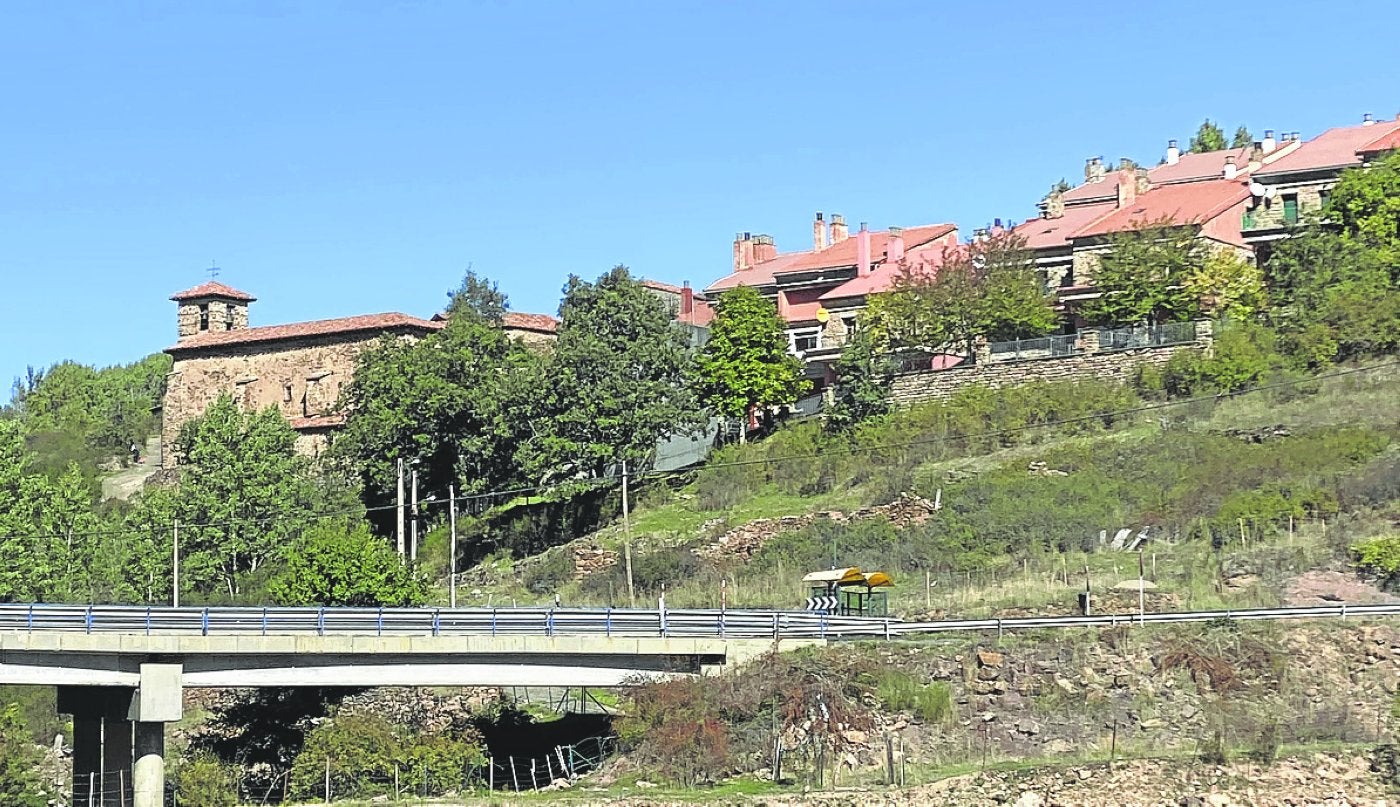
[856,222,871,274]
[1262,129,1277,153]
[752,234,777,263]
[886,226,905,264]
[1115,170,1138,209]
[1135,167,1151,195]
[1044,188,1065,219]
[680,281,694,319]
[733,232,754,273]
[1085,156,1106,183]
[1250,141,1264,165]
[1363,113,1376,126]
[813,212,828,251]
[1164,140,1180,166]
[1223,156,1238,180]
[830,214,848,243]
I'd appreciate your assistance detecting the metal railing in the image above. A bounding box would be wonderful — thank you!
[0,602,1396,642]
[1097,320,1197,352]
[986,333,1079,362]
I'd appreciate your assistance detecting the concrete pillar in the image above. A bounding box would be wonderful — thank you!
[71,711,102,806]
[58,686,134,807]
[133,722,165,807]
[103,717,133,804]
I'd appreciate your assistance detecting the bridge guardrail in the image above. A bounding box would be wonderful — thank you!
[0,602,1395,642]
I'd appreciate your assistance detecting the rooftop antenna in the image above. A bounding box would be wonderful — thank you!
[206,261,221,280]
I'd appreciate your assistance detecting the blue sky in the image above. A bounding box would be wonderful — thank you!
[1,1,1396,388]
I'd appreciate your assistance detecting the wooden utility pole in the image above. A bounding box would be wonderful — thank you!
[396,458,406,555]
[448,484,458,608]
[622,460,636,608]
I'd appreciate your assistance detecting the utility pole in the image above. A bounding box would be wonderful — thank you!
[622,460,636,608]
[396,458,406,556]
[449,484,458,609]
[409,468,419,562]
[172,519,180,608]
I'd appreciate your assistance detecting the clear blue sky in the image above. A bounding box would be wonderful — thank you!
[2,1,1395,389]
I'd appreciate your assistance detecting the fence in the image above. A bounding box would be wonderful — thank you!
[1097,320,1198,352]
[986,332,1080,362]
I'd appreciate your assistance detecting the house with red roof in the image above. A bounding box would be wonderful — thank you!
[704,213,958,370]
[1243,114,1400,252]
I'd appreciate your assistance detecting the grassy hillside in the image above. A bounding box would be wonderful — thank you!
[454,359,1399,617]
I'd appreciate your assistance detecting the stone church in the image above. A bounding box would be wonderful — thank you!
[159,280,449,465]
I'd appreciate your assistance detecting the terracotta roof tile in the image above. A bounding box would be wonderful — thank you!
[170,281,257,302]
[1072,180,1250,241]
[1014,201,1117,251]
[168,313,442,353]
[502,312,559,333]
[818,243,961,302]
[1358,127,1400,155]
[706,223,957,293]
[1257,120,1400,176]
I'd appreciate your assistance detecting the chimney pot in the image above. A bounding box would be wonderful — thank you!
[830,214,848,243]
[813,211,829,251]
[1223,156,1238,180]
[1262,130,1277,154]
[1363,113,1375,126]
[1165,139,1181,165]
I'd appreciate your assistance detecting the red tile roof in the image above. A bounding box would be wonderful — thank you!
[1147,147,1254,185]
[170,281,257,302]
[1256,120,1400,176]
[502,312,559,334]
[1358,127,1400,156]
[706,223,958,292]
[1014,201,1117,251]
[818,243,960,301]
[1072,179,1251,242]
[168,313,442,353]
[678,299,716,328]
[1062,176,1118,204]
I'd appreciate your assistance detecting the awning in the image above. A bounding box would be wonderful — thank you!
[803,567,865,585]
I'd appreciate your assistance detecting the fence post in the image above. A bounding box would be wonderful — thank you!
[201,608,209,636]
[324,755,331,804]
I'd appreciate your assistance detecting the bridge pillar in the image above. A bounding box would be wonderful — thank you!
[58,686,134,806]
[133,721,164,807]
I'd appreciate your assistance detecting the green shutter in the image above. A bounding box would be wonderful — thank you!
[1283,195,1299,225]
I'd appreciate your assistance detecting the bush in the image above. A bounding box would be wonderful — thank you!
[175,754,239,807]
[1352,534,1400,588]
[523,549,576,594]
[290,713,400,800]
[1157,322,1285,397]
[873,671,954,724]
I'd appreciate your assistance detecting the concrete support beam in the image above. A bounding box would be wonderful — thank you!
[58,686,135,806]
[133,721,165,807]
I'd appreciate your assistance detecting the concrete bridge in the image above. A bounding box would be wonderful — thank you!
[0,604,843,806]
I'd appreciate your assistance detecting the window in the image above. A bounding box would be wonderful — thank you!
[1282,194,1299,226]
[283,383,293,403]
[1318,189,1331,211]
[225,304,236,330]
[198,303,209,331]
[789,328,820,355]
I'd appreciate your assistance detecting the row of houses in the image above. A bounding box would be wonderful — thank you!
[154,113,1398,466]
[702,113,1400,380]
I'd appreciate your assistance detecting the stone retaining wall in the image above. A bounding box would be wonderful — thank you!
[890,323,1211,406]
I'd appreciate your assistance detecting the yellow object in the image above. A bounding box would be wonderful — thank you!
[815,306,830,323]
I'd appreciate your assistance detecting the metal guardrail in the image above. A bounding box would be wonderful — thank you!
[0,602,1396,643]
[1098,321,1197,352]
[987,333,1079,362]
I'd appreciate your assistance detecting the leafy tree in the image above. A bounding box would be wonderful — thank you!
[14,354,171,458]
[1266,226,1400,364]
[1079,219,1206,325]
[692,286,807,439]
[1184,250,1267,321]
[1189,119,1227,153]
[1230,125,1253,149]
[174,755,239,807]
[824,327,898,432]
[862,231,1057,355]
[337,271,535,513]
[445,270,508,322]
[268,522,427,606]
[1326,150,1400,263]
[173,394,320,598]
[0,704,47,807]
[521,266,702,481]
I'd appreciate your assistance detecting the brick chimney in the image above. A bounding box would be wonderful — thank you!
[733,232,754,273]
[680,281,694,320]
[1085,156,1107,183]
[856,222,871,274]
[1165,140,1180,166]
[886,226,905,264]
[813,212,828,251]
[830,214,848,243]
[1115,170,1138,209]
[752,234,777,263]
[1044,188,1066,219]
[1135,167,1150,195]
[1223,156,1238,180]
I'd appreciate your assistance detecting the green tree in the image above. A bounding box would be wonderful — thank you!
[522,266,702,481]
[1266,226,1400,364]
[1079,219,1206,326]
[1326,150,1400,263]
[824,327,898,432]
[268,522,427,607]
[0,704,48,807]
[337,271,534,510]
[1190,119,1227,153]
[692,286,807,440]
[174,395,319,598]
[862,231,1057,355]
[1184,250,1267,321]
[1230,125,1253,149]
[174,755,239,807]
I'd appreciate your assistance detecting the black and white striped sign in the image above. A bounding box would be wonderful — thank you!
[805,596,838,612]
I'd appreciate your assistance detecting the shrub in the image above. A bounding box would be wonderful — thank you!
[523,549,576,594]
[1157,322,1284,397]
[290,713,400,799]
[1352,535,1400,588]
[175,754,239,807]
[873,671,953,724]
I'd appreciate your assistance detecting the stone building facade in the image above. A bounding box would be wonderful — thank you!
[160,281,443,466]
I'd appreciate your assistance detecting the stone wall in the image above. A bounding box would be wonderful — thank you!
[890,323,1211,406]
[160,332,388,466]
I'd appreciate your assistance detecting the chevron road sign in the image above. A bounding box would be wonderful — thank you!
[805,596,838,612]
